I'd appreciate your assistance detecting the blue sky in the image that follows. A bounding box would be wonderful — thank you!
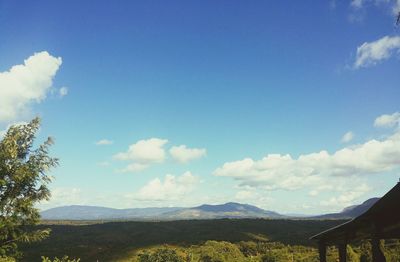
[1,0,400,214]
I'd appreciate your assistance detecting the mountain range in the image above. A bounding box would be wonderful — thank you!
[40,198,379,220]
[309,197,380,219]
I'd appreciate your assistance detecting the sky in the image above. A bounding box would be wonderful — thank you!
[1,0,400,215]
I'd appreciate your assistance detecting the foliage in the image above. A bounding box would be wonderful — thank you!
[0,257,15,262]
[196,241,246,262]
[359,240,372,262]
[237,241,258,257]
[138,248,184,262]
[41,255,80,262]
[17,219,400,261]
[20,219,345,260]
[346,245,360,261]
[0,118,58,258]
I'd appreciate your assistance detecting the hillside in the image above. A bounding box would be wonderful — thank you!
[40,205,183,220]
[41,202,284,220]
[164,202,284,219]
[311,198,380,219]
[41,198,380,221]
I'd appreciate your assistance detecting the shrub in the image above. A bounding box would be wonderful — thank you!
[197,241,246,262]
[237,241,258,257]
[139,248,184,262]
[41,256,80,262]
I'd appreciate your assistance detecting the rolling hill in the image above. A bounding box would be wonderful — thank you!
[41,198,379,220]
[40,205,183,220]
[163,202,284,219]
[41,202,283,220]
[311,197,380,219]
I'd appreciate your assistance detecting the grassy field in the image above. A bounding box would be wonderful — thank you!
[20,219,345,261]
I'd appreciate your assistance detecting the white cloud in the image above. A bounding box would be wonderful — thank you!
[233,188,274,209]
[114,138,168,172]
[349,0,400,14]
[320,183,371,208]
[169,145,207,163]
[214,131,400,191]
[96,139,114,146]
[341,131,354,143]
[0,51,62,122]
[39,187,82,210]
[351,0,365,8]
[374,112,400,128]
[235,190,256,200]
[135,171,199,201]
[59,86,68,97]
[394,0,400,14]
[354,35,400,68]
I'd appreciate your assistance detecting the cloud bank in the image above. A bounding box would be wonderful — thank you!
[214,113,400,201]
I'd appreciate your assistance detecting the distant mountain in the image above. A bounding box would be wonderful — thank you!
[41,202,284,220]
[158,202,284,220]
[311,198,380,219]
[41,205,183,220]
[41,198,380,220]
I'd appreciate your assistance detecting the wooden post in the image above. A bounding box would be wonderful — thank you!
[318,242,327,262]
[338,243,347,262]
[372,238,386,262]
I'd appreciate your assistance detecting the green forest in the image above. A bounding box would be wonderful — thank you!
[14,219,400,262]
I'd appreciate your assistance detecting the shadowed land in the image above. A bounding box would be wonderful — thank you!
[20,219,344,261]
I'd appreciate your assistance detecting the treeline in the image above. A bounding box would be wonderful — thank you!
[134,239,400,262]
[11,239,399,261]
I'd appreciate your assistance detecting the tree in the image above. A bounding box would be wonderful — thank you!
[139,248,184,262]
[0,118,58,259]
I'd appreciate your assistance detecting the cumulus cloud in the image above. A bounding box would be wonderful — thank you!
[341,131,354,143]
[59,87,68,97]
[320,183,371,208]
[214,130,400,191]
[114,138,168,172]
[96,139,114,146]
[0,51,62,122]
[135,172,199,201]
[354,35,400,68]
[169,145,207,163]
[374,112,400,128]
